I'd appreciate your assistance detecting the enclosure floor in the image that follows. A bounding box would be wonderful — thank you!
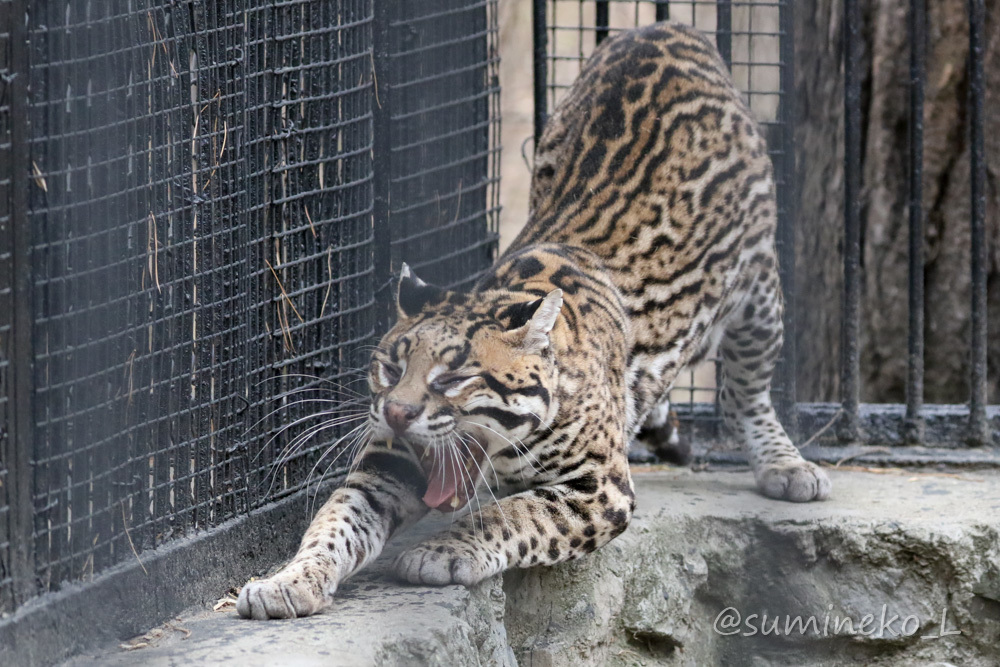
[64,468,1000,666]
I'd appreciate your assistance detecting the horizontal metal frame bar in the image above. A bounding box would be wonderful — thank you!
[703,444,1000,469]
[675,402,1000,453]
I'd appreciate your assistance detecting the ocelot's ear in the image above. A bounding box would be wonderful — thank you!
[397,263,446,318]
[502,289,563,353]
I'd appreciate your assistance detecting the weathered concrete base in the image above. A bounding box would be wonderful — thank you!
[63,526,517,667]
[506,468,1000,666]
[65,468,1000,666]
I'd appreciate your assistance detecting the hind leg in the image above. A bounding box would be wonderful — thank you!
[719,274,830,502]
[634,396,691,465]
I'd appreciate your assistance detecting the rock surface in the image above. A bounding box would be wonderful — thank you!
[65,468,1000,666]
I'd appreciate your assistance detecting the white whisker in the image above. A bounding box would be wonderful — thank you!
[252,372,370,399]
[462,420,544,477]
[523,408,556,436]
[305,424,372,517]
[263,417,367,499]
[454,435,484,540]
[458,432,509,535]
[244,397,367,438]
[345,429,377,480]
[260,412,369,465]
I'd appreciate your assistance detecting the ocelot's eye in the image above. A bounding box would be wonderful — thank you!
[431,375,473,393]
[378,362,402,387]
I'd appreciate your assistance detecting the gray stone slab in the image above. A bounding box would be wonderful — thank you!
[63,468,1000,666]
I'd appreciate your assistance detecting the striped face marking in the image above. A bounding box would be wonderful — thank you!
[368,299,560,465]
[426,363,480,398]
[375,359,403,388]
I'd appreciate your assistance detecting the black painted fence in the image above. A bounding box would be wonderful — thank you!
[0,0,499,621]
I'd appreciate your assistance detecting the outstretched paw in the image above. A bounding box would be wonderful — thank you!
[236,574,329,620]
[756,461,831,502]
[394,542,498,587]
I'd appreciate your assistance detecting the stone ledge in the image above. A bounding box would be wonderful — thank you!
[507,468,1000,666]
[62,520,515,667]
[64,468,1000,666]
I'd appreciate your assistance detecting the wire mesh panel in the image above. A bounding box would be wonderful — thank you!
[537,0,794,428]
[0,0,15,615]
[10,0,378,604]
[386,0,500,289]
[247,0,377,506]
[24,0,277,595]
[0,0,501,618]
[543,1,784,119]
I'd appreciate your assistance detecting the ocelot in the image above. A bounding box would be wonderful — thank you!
[238,21,830,620]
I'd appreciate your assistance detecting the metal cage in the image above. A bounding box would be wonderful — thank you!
[531,0,998,460]
[0,0,500,626]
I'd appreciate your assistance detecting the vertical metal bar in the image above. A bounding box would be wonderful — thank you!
[716,0,732,68]
[8,0,36,606]
[776,0,798,437]
[840,0,862,442]
[532,0,548,143]
[595,1,609,45]
[655,1,670,22]
[372,0,393,334]
[966,0,989,446]
[905,0,926,443]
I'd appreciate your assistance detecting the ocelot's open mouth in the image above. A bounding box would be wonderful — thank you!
[407,438,485,512]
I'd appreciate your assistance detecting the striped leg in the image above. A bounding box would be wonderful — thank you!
[394,460,635,586]
[237,443,427,619]
[635,398,691,465]
[719,273,831,502]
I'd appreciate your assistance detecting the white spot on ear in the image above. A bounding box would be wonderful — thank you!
[399,262,427,287]
[397,263,435,319]
[523,289,563,352]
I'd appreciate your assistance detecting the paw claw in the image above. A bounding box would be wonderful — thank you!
[757,461,831,502]
[394,543,492,587]
[236,576,328,620]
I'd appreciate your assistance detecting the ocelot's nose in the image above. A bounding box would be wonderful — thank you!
[384,401,423,435]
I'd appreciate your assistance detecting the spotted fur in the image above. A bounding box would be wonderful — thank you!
[238,22,830,620]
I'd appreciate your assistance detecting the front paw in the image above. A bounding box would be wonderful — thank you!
[393,542,498,587]
[756,461,831,502]
[236,574,330,620]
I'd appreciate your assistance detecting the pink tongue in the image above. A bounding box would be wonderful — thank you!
[422,447,460,509]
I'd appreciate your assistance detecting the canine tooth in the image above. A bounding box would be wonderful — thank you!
[386,437,393,450]
[449,495,460,508]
